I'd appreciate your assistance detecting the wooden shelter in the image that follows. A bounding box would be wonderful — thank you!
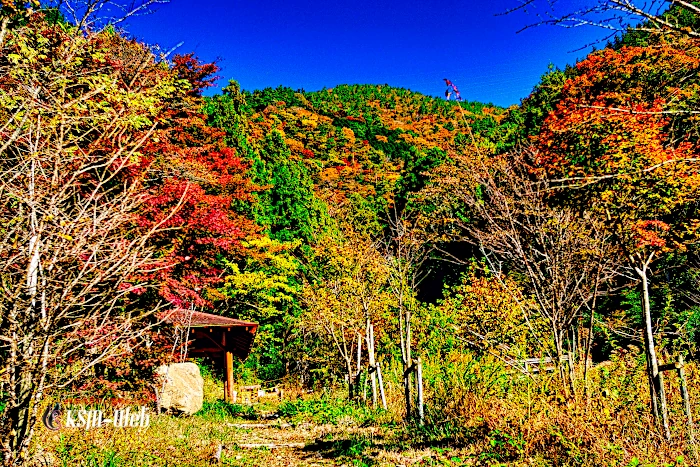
[163,309,258,402]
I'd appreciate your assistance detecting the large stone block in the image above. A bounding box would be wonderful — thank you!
[156,362,204,415]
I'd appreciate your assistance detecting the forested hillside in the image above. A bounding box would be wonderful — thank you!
[4,1,700,466]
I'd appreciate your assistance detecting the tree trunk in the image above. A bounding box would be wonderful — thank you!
[642,313,660,420]
[583,287,597,400]
[553,328,571,397]
[636,256,670,440]
[403,310,413,420]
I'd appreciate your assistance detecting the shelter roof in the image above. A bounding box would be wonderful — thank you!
[162,309,258,329]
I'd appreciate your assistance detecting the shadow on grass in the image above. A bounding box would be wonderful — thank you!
[298,420,505,466]
[303,438,374,457]
[195,400,258,420]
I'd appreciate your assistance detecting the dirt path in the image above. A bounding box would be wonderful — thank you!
[216,421,445,466]
[219,421,378,466]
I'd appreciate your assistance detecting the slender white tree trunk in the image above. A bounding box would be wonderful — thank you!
[635,253,670,440]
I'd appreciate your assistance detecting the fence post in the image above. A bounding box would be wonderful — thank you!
[678,354,697,460]
[376,363,387,410]
[416,357,424,425]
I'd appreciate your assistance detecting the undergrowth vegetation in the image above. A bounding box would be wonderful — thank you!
[32,356,700,466]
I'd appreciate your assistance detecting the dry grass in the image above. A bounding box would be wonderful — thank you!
[29,353,700,466]
[419,350,698,466]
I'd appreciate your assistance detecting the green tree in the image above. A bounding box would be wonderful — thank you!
[204,80,251,157]
[220,236,302,381]
[253,130,328,243]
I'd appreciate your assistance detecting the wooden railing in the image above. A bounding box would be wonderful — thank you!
[517,355,572,374]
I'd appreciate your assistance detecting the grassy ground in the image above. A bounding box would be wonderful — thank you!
[30,369,503,467]
[33,395,435,467]
[30,354,700,466]
[31,370,412,467]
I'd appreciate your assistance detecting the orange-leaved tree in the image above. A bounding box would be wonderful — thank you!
[535,40,700,436]
[137,53,260,310]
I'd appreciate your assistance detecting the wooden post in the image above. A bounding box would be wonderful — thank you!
[226,350,234,402]
[678,354,697,460]
[568,329,576,396]
[405,310,412,420]
[416,357,424,425]
[355,332,362,401]
[658,371,671,440]
[644,336,660,420]
[222,332,228,402]
[363,370,368,402]
[346,358,354,401]
[376,362,387,410]
[367,321,378,407]
[356,332,362,377]
[223,331,234,403]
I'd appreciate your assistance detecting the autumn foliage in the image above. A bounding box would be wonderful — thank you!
[534,42,700,255]
[9,3,700,466]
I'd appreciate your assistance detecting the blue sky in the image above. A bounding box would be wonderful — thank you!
[124,1,620,107]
